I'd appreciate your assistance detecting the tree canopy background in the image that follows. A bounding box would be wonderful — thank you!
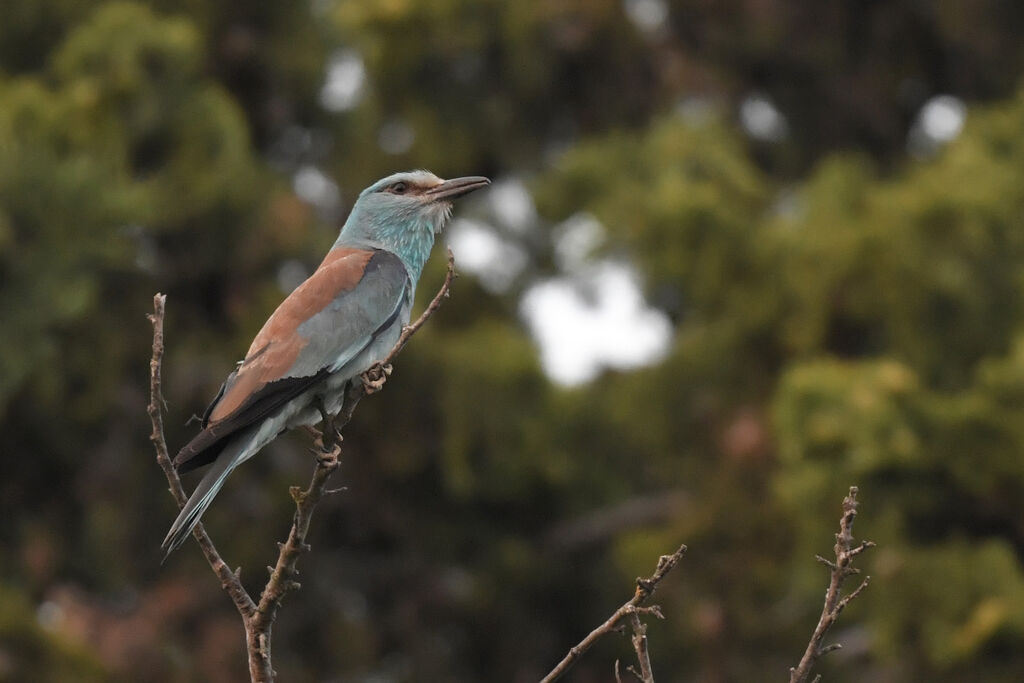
[3,1,1024,681]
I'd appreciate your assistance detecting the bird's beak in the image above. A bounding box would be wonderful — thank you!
[425,176,491,202]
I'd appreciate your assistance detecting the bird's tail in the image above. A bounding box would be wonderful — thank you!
[161,430,258,561]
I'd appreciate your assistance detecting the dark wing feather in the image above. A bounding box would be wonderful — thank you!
[174,368,330,473]
[200,372,233,428]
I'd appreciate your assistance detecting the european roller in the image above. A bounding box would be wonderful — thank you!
[162,170,489,557]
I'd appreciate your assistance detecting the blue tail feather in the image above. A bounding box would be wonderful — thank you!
[161,433,253,561]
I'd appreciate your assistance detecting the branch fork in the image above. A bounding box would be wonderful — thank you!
[540,544,687,683]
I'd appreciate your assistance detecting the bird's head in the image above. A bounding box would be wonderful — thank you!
[338,170,489,278]
[348,170,490,236]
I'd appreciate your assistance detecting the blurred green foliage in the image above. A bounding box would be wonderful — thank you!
[3,1,1024,681]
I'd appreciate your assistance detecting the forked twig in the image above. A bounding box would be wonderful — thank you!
[789,487,875,683]
[540,544,687,683]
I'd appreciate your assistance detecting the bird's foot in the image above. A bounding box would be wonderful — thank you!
[361,363,393,395]
[316,411,343,452]
[311,398,343,452]
[311,425,342,454]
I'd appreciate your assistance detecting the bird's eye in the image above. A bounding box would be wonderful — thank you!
[390,181,408,194]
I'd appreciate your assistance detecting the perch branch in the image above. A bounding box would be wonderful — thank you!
[148,294,256,619]
[539,543,686,683]
[789,486,875,683]
[148,250,457,682]
[243,443,342,680]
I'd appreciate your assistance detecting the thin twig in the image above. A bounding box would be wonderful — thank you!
[627,610,655,683]
[243,446,341,680]
[539,544,686,683]
[385,247,457,366]
[149,251,458,682]
[789,487,875,683]
[148,294,256,619]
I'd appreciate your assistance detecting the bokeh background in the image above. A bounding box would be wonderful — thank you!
[4,1,1024,681]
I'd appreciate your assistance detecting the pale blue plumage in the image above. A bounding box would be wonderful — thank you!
[339,170,459,281]
[162,170,489,558]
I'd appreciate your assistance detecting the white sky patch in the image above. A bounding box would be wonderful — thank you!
[293,165,341,220]
[920,95,966,142]
[553,212,605,272]
[740,92,789,142]
[447,218,529,294]
[623,0,669,33]
[520,262,672,386]
[908,94,967,158]
[488,177,537,233]
[320,50,366,112]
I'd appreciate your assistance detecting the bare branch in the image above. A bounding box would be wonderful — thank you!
[386,247,457,365]
[789,487,875,683]
[238,444,342,680]
[539,544,687,683]
[627,611,654,683]
[148,294,256,620]
[149,252,458,682]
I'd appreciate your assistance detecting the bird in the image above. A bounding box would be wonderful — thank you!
[162,170,490,558]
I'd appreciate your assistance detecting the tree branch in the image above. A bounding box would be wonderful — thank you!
[147,249,458,682]
[539,543,686,683]
[789,486,875,683]
[148,294,256,620]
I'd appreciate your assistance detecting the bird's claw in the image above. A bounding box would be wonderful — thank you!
[361,363,393,395]
[312,425,342,454]
[317,419,342,452]
[309,398,342,452]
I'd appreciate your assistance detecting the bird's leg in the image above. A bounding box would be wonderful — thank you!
[312,396,342,453]
[361,362,393,395]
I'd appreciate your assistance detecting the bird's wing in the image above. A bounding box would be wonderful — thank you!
[174,247,410,473]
